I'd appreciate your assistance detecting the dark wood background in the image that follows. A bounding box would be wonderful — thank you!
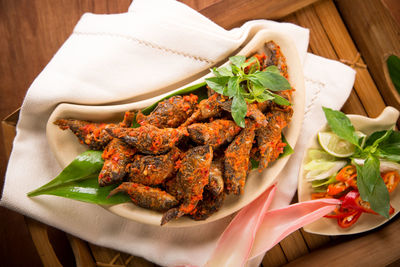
[1,0,400,266]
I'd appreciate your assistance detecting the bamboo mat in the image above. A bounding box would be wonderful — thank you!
[2,0,400,266]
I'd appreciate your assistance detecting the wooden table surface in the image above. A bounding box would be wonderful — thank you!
[1,0,400,266]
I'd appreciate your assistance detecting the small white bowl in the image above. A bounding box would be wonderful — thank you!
[47,29,305,227]
[298,106,400,235]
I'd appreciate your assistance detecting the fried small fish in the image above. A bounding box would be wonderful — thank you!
[54,119,114,150]
[224,120,256,195]
[265,41,288,78]
[136,94,198,128]
[127,148,181,185]
[108,182,178,212]
[181,94,222,126]
[106,125,187,155]
[189,190,225,221]
[256,109,292,170]
[187,119,241,149]
[98,138,136,187]
[207,159,224,196]
[161,145,213,225]
[120,111,136,128]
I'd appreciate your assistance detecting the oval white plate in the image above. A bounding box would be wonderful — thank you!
[298,106,400,235]
[47,29,305,227]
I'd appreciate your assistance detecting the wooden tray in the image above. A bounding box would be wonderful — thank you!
[2,0,400,266]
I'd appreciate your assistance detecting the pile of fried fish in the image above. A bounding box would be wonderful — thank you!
[54,41,293,225]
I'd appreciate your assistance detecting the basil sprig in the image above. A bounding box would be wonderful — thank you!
[322,107,399,218]
[206,56,291,127]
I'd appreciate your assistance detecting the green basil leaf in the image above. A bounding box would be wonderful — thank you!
[249,71,291,91]
[231,64,241,75]
[265,65,280,74]
[229,55,246,68]
[251,80,266,96]
[270,92,291,106]
[28,150,104,197]
[216,65,233,77]
[364,130,400,160]
[387,55,400,94]
[226,76,240,97]
[355,156,390,218]
[231,94,247,128]
[371,129,393,149]
[371,130,400,147]
[205,76,229,94]
[365,130,388,147]
[211,67,222,77]
[376,144,400,162]
[322,107,360,147]
[255,92,274,103]
[376,139,400,162]
[241,56,257,68]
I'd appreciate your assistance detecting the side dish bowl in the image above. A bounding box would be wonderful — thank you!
[47,29,305,227]
[298,106,400,235]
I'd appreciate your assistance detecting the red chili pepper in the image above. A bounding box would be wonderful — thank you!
[337,209,363,228]
[324,207,355,219]
[341,190,362,211]
[336,165,357,188]
[336,165,356,182]
[327,182,347,196]
[354,195,376,214]
[382,171,400,193]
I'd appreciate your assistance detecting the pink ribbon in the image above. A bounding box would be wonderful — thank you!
[206,184,341,267]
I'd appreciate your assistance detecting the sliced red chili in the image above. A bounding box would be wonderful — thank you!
[382,171,400,193]
[336,165,358,188]
[341,190,362,211]
[327,182,347,196]
[324,207,353,218]
[337,210,362,228]
[355,195,377,214]
[390,205,395,215]
[336,165,356,182]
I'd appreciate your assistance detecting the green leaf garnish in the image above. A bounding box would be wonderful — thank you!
[231,93,247,128]
[205,77,229,95]
[268,92,291,106]
[205,54,292,127]
[27,151,130,204]
[322,107,400,218]
[355,156,390,218]
[387,55,400,94]
[322,107,360,148]
[229,55,246,67]
[249,71,291,91]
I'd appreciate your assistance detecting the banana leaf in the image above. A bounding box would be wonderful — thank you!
[27,150,130,204]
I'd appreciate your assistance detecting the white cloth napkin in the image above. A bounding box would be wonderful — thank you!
[1,0,355,266]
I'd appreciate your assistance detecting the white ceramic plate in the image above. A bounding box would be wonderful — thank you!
[47,29,305,227]
[298,106,400,235]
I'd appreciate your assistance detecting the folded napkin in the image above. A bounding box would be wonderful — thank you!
[1,0,356,266]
